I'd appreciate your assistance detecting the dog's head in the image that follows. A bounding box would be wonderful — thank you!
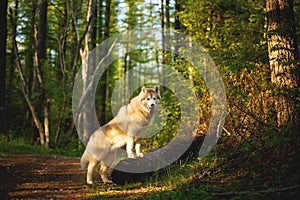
[139,86,161,113]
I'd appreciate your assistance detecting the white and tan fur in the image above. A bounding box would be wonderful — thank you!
[80,86,161,184]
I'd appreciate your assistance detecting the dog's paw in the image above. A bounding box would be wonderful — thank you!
[127,152,136,159]
[104,180,115,185]
[103,179,113,184]
[87,180,93,185]
[106,180,113,183]
[136,153,144,158]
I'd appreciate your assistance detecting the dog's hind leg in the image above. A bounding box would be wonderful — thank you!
[86,158,99,185]
[100,162,112,183]
[101,150,116,183]
[80,151,89,169]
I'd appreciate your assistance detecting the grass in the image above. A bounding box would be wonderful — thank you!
[0,134,83,157]
[84,157,217,199]
[46,151,202,199]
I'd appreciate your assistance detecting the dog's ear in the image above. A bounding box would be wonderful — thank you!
[141,86,146,93]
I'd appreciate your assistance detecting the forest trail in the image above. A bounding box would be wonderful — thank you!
[0,154,87,199]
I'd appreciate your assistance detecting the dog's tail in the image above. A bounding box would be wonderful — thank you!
[80,151,89,169]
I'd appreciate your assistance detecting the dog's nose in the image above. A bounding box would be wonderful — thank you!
[151,103,155,107]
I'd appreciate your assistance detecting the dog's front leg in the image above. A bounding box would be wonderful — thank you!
[126,137,135,158]
[135,137,143,157]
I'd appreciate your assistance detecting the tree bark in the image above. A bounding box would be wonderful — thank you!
[78,0,95,144]
[0,0,8,136]
[35,0,49,148]
[266,0,300,129]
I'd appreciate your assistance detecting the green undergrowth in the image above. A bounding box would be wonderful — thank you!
[0,134,83,157]
[85,154,300,200]
[85,132,300,200]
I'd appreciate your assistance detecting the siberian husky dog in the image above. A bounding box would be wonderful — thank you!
[81,86,161,184]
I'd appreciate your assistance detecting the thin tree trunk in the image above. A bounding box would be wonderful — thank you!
[166,0,170,29]
[97,0,106,125]
[104,0,111,38]
[34,0,49,148]
[160,0,166,93]
[26,1,37,143]
[78,0,95,144]
[0,0,8,136]
[266,0,300,128]
[9,9,45,145]
[104,0,111,122]
[55,3,68,144]
[68,0,97,147]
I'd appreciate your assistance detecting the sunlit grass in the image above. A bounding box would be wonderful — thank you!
[85,156,203,199]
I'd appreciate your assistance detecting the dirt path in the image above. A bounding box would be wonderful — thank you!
[0,154,87,199]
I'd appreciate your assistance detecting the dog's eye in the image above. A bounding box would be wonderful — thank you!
[153,97,156,100]
[147,97,150,100]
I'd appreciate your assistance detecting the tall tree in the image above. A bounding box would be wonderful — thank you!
[9,6,45,148]
[80,0,95,144]
[103,0,111,122]
[266,0,300,129]
[0,0,8,136]
[97,0,107,125]
[35,0,49,148]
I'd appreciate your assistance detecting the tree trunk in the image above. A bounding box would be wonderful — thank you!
[175,0,184,30]
[9,9,45,146]
[166,0,170,29]
[35,0,49,148]
[160,0,166,93]
[266,0,300,129]
[102,0,111,122]
[104,0,111,38]
[0,0,8,136]
[37,0,48,61]
[97,0,106,125]
[55,3,68,144]
[25,1,37,143]
[79,0,95,144]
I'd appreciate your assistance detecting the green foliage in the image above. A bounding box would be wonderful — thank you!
[179,0,268,73]
[0,133,83,157]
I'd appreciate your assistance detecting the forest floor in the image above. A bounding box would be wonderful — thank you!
[0,154,88,199]
[1,153,299,200]
[0,154,169,200]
